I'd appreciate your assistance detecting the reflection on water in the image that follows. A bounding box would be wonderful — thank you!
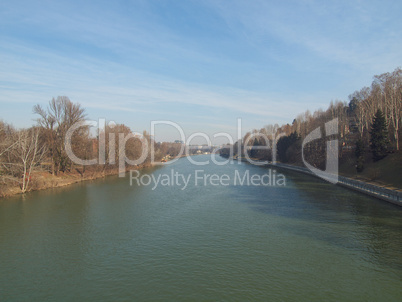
[0,155,401,301]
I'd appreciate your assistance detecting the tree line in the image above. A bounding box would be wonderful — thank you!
[0,97,175,195]
[1,68,400,194]
[221,67,401,172]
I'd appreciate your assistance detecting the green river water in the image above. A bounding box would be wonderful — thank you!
[0,155,401,301]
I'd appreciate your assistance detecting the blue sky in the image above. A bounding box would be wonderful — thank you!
[1,0,401,143]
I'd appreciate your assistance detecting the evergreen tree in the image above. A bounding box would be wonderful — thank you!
[277,132,299,163]
[370,109,388,161]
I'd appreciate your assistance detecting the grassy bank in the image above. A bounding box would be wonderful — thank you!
[339,152,402,190]
[0,163,153,199]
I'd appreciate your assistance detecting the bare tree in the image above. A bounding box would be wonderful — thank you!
[383,68,401,150]
[0,122,16,159]
[3,128,46,193]
[33,96,86,175]
[371,68,402,150]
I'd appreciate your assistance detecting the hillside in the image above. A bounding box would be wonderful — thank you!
[339,152,402,190]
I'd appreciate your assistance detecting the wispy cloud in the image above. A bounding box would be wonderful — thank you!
[1,0,401,139]
[206,0,402,73]
[0,40,321,122]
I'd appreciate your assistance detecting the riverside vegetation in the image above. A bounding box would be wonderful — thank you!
[0,97,187,197]
[220,67,402,189]
[1,67,401,197]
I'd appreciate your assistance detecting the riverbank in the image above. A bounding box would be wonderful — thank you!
[339,152,402,189]
[0,163,154,199]
[230,154,402,206]
[0,154,197,199]
[259,161,402,206]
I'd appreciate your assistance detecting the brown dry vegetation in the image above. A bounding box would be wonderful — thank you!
[0,163,153,198]
[0,97,182,198]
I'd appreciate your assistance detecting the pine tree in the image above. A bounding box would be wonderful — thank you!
[370,109,388,161]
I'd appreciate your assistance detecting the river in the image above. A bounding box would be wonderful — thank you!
[0,155,401,301]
